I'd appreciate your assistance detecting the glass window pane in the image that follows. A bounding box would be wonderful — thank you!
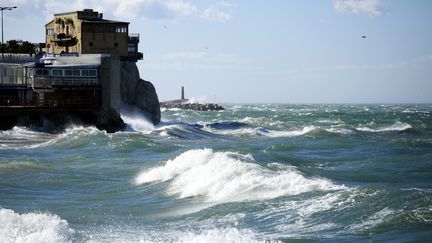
[64,70,73,76]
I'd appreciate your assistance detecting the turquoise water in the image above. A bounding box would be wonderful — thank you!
[1,104,431,242]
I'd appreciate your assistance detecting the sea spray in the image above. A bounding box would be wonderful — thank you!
[121,105,155,134]
[0,208,75,243]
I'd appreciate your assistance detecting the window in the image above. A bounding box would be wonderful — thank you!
[52,69,63,76]
[89,69,97,77]
[72,69,80,76]
[26,68,33,78]
[81,69,97,77]
[46,29,54,36]
[128,44,136,52]
[64,69,80,76]
[116,27,127,33]
[64,70,72,76]
[35,69,49,76]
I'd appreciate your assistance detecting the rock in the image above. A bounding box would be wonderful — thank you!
[120,62,161,125]
[96,108,125,133]
[160,101,224,111]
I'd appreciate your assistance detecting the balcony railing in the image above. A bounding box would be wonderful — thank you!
[0,53,40,64]
[33,76,99,88]
[53,33,78,46]
[0,95,99,108]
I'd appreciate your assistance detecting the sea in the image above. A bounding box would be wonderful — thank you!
[0,104,431,242]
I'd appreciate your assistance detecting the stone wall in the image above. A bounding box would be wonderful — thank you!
[95,56,160,131]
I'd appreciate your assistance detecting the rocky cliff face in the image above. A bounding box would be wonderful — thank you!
[120,62,161,125]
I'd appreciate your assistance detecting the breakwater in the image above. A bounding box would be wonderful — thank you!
[160,100,224,111]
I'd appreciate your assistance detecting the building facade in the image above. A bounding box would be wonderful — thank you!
[45,9,142,61]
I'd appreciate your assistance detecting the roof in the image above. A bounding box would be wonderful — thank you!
[53,10,80,16]
[45,19,54,27]
[81,19,129,25]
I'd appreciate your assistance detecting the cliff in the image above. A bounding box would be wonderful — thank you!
[85,58,161,132]
[120,62,161,125]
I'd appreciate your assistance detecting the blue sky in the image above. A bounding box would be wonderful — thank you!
[3,0,432,103]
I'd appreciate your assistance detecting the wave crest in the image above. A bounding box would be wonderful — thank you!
[0,208,74,243]
[135,149,345,203]
[356,122,412,133]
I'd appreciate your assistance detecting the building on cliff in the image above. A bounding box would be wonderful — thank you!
[45,9,142,61]
[0,9,161,132]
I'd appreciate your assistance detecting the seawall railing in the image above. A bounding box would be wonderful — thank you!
[0,53,41,64]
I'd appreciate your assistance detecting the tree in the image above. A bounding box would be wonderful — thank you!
[1,40,36,54]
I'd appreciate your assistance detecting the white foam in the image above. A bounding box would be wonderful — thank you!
[349,207,396,232]
[317,119,343,124]
[120,107,155,134]
[0,125,100,149]
[0,208,74,243]
[203,126,316,138]
[325,127,354,135]
[176,228,262,243]
[262,191,346,235]
[261,126,316,137]
[185,96,207,104]
[202,126,259,136]
[85,226,268,243]
[135,149,344,203]
[356,121,412,133]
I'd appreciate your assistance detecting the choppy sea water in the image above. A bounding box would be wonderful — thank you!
[1,104,432,242]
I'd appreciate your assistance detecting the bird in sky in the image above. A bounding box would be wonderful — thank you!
[362,35,367,39]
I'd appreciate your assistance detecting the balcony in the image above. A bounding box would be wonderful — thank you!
[128,33,140,44]
[53,33,77,47]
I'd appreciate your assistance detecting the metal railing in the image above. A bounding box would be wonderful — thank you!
[32,76,99,88]
[0,53,40,64]
[0,95,99,108]
[51,77,99,86]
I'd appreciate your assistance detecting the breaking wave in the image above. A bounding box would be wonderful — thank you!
[121,105,155,134]
[0,208,75,243]
[202,122,317,138]
[260,126,316,137]
[135,149,345,203]
[0,126,101,150]
[356,122,412,133]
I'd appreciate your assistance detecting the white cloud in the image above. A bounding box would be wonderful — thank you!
[201,6,231,23]
[4,0,231,22]
[165,0,198,17]
[334,0,383,16]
